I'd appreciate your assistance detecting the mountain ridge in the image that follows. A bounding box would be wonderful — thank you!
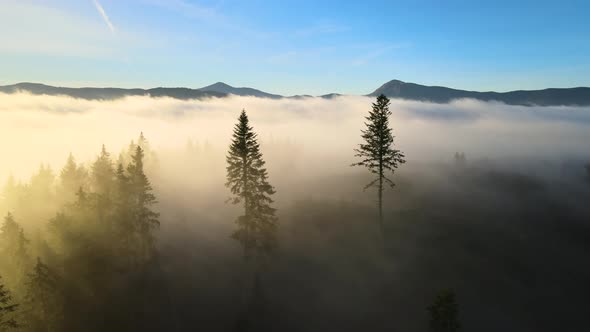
[370,80,590,106]
[1,80,589,106]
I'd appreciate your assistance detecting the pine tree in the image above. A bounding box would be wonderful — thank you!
[0,275,19,331]
[428,289,461,332]
[59,153,88,202]
[91,145,115,196]
[352,94,405,240]
[0,213,30,278]
[226,110,277,261]
[114,163,135,263]
[24,258,62,332]
[127,146,160,262]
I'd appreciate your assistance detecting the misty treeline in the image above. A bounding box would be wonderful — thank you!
[0,133,161,331]
[1,94,590,332]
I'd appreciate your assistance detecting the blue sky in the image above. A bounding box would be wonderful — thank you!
[1,0,589,95]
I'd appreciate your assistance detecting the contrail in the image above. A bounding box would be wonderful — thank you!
[93,0,115,33]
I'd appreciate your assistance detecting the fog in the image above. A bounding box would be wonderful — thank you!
[2,92,590,179]
[1,92,589,332]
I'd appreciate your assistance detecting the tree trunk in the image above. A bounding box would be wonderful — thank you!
[242,155,250,259]
[378,167,385,248]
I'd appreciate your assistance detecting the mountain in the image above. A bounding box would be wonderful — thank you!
[1,81,589,106]
[198,82,282,99]
[0,83,226,100]
[370,79,590,106]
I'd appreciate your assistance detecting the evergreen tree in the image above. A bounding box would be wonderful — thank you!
[127,146,160,262]
[352,94,405,239]
[0,213,30,279]
[0,276,19,331]
[137,132,149,152]
[428,289,461,332]
[91,145,115,196]
[59,153,88,202]
[226,110,277,261]
[24,258,63,332]
[114,163,135,263]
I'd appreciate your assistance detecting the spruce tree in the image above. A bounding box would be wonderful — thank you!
[127,146,159,262]
[226,110,277,261]
[0,213,30,277]
[114,163,135,263]
[24,258,62,332]
[428,289,461,332]
[352,94,405,240]
[0,275,19,331]
[59,153,88,202]
[91,145,115,196]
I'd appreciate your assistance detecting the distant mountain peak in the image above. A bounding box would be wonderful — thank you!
[370,79,590,106]
[204,82,232,89]
[198,82,282,99]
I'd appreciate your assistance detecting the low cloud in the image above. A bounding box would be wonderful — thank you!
[0,92,589,178]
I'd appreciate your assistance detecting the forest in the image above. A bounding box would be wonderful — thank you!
[1,94,590,332]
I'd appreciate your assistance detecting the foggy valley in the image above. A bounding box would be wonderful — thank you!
[0,92,589,331]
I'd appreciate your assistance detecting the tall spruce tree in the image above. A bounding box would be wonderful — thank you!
[226,110,277,261]
[0,275,18,331]
[352,94,405,239]
[24,258,63,332]
[0,213,30,278]
[59,153,88,202]
[127,146,160,262]
[91,145,115,196]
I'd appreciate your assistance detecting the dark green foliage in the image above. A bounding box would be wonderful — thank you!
[226,110,277,261]
[127,146,160,262]
[353,94,405,235]
[0,276,19,331]
[428,289,461,332]
[0,213,30,278]
[24,258,63,332]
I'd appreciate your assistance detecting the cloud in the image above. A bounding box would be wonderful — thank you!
[93,0,115,33]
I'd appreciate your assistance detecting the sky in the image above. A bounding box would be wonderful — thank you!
[0,0,589,96]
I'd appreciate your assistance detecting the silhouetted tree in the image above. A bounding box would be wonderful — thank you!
[59,153,88,202]
[226,109,277,261]
[127,146,160,262]
[0,276,19,331]
[24,258,63,332]
[0,213,30,281]
[428,289,461,332]
[585,163,590,182]
[352,94,405,239]
[91,145,115,196]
